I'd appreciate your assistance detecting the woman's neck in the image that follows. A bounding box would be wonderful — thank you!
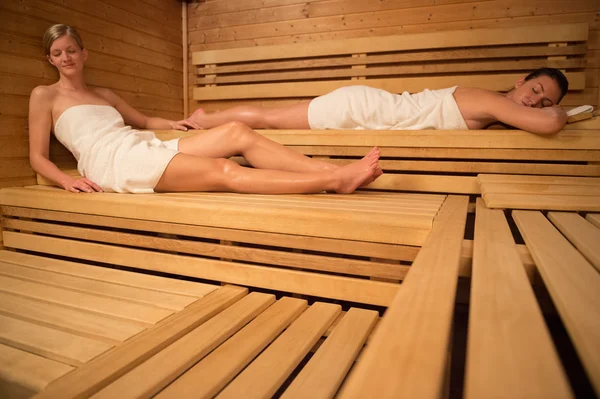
[57,75,87,91]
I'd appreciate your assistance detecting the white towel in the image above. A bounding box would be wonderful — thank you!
[54,104,179,193]
[308,85,468,130]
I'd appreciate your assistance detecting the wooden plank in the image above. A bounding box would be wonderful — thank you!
[2,232,399,306]
[478,182,600,195]
[94,292,275,399]
[367,174,479,194]
[0,261,196,311]
[198,44,588,74]
[338,195,469,398]
[0,188,433,246]
[197,59,585,84]
[341,196,468,398]
[155,297,307,399]
[281,308,378,399]
[193,73,586,100]
[34,285,247,399]
[513,211,600,396]
[192,23,588,64]
[482,193,600,211]
[0,250,216,298]
[587,213,600,228]
[548,212,600,271]
[217,302,341,399]
[0,291,144,343]
[0,314,113,367]
[0,344,74,398]
[465,199,572,398]
[478,174,600,185]
[2,219,408,280]
[1,206,418,261]
[285,146,600,162]
[258,129,600,150]
[0,273,172,325]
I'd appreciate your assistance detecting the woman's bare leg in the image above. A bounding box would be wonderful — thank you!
[178,121,342,173]
[188,101,311,129]
[154,151,379,194]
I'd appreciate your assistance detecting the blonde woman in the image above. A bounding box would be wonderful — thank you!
[30,24,381,194]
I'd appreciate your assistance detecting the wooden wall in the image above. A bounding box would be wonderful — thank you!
[186,0,600,113]
[0,0,183,189]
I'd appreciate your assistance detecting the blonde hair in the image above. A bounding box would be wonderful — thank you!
[43,24,84,55]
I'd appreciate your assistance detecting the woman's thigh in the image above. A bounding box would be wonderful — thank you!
[176,122,245,158]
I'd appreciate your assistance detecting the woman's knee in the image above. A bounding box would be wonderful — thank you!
[222,121,260,147]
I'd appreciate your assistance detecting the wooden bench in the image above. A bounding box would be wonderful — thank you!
[1,22,599,398]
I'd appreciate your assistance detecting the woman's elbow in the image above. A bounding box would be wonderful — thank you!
[532,113,566,135]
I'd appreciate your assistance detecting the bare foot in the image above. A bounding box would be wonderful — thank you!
[334,147,380,194]
[188,107,205,126]
[360,167,383,187]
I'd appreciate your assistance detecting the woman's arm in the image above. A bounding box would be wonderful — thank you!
[93,88,200,131]
[467,88,567,135]
[29,87,102,193]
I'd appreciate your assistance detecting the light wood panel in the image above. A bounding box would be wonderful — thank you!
[548,212,600,271]
[479,174,600,211]
[157,297,308,399]
[465,199,571,398]
[513,211,600,396]
[339,196,468,398]
[34,285,247,399]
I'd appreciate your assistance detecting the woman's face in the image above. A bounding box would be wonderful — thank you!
[47,34,87,76]
[507,75,562,108]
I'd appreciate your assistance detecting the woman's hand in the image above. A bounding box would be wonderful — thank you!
[62,177,103,193]
[169,118,202,131]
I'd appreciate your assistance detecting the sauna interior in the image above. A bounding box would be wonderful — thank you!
[1,1,600,398]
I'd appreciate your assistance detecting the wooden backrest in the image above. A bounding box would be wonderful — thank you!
[192,23,588,102]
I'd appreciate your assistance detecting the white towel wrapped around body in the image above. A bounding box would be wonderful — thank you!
[53,104,179,193]
[308,85,468,130]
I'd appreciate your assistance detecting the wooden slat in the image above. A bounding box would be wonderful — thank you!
[196,59,585,85]
[193,23,588,64]
[34,285,247,399]
[477,182,600,195]
[0,344,74,398]
[155,297,308,399]
[0,314,113,367]
[258,129,600,150]
[338,195,469,398]
[0,187,434,246]
[478,174,600,185]
[464,199,572,398]
[2,219,407,280]
[0,291,144,343]
[281,308,378,399]
[548,212,600,271]
[0,274,172,325]
[216,302,341,399]
[93,292,275,399]
[513,211,600,396]
[287,146,600,162]
[193,72,586,100]
[481,193,600,211]
[586,213,600,228]
[2,232,399,306]
[198,44,588,75]
[0,250,215,298]
[1,206,418,261]
[0,261,195,311]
